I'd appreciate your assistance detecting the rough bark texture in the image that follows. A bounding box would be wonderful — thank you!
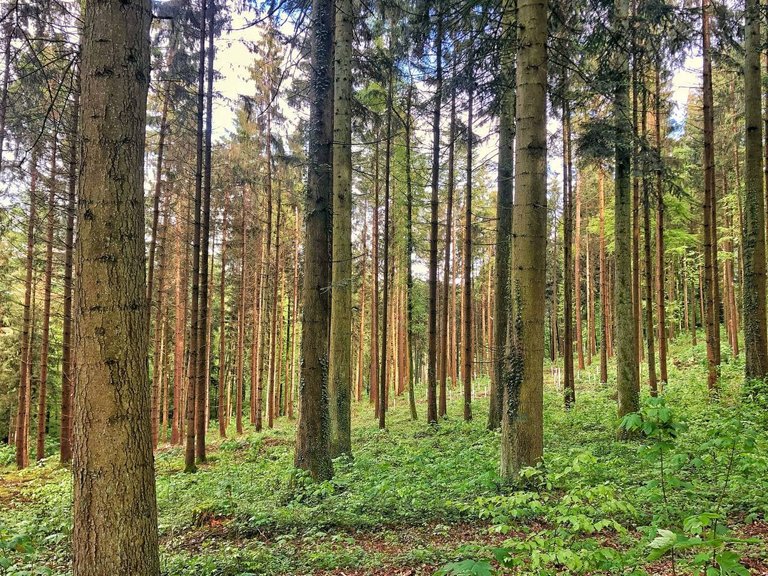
[500,0,547,480]
[613,0,639,421]
[743,0,767,378]
[295,0,333,481]
[328,0,353,455]
[72,1,159,573]
[701,0,720,390]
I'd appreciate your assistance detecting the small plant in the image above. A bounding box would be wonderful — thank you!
[621,397,756,576]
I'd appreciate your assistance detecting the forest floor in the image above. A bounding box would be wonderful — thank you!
[2,336,768,575]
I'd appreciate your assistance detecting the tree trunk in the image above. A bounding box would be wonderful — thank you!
[489,5,514,428]
[218,191,229,437]
[427,6,443,425]
[654,64,668,384]
[15,152,38,470]
[438,55,456,420]
[743,0,767,378]
[60,68,79,464]
[295,0,334,481]
[370,132,380,412]
[328,0,353,454]
[288,205,300,418]
[642,89,658,395]
[73,1,159,571]
[575,172,584,371]
[36,134,58,461]
[379,56,394,430]
[562,102,575,408]
[614,0,639,421]
[462,66,474,421]
[500,0,547,480]
[268,192,283,429]
[404,85,417,420]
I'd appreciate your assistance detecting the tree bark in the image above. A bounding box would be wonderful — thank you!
[462,70,474,421]
[500,0,547,480]
[73,1,159,571]
[295,0,334,480]
[328,0,353,454]
[743,0,767,378]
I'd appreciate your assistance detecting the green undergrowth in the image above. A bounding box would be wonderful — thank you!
[1,335,767,575]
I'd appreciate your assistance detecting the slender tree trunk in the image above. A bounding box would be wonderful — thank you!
[438,58,456,420]
[427,6,443,425]
[73,1,159,571]
[60,70,79,464]
[218,191,229,437]
[405,85,417,420]
[379,56,394,430]
[654,64,668,384]
[329,0,353,454]
[36,135,58,461]
[489,6,514,428]
[642,89,658,395]
[462,67,474,421]
[171,189,189,445]
[151,192,170,448]
[295,0,334,480]
[235,199,247,435]
[268,192,283,429]
[185,0,207,472]
[288,205,300,418]
[370,132,380,412]
[15,152,38,470]
[562,103,575,408]
[575,173,584,371]
[702,0,719,391]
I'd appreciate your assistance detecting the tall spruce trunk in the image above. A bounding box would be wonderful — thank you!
[405,84,418,420]
[562,103,575,408]
[427,6,443,425]
[654,65,668,384]
[328,0,353,454]
[295,0,334,480]
[743,0,767,378]
[490,2,515,429]
[36,134,57,461]
[613,0,639,421]
[500,0,547,480]
[370,132,380,413]
[702,0,720,391]
[462,71,474,421]
[60,69,79,464]
[15,152,38,470]
[218,191,229,437]
[72,1,159,572]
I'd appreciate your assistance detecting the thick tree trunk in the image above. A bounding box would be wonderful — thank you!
[295,0,334,480]
[328,0,353,454]
[743,0,767,378]
[73,1,159,572]
[500,0,547,480]
[614,0,639,421]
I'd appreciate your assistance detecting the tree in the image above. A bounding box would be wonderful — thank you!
[613,0,639,422]
[72,0,159,572]
[500,0,547,480]
[295,0,334,481]
[489,0,515,431]
[742,0,766,379]
[426,4,443,425]
[328,0,353,456]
